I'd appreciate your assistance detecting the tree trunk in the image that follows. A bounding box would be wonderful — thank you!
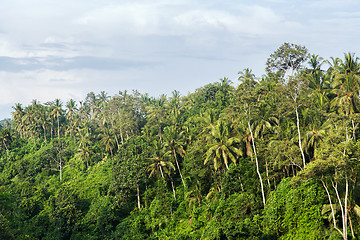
[174,150,186,188]
[170,179,176,200]
[332,179,348,240]
[238,176,244,192]
[57,115,60,139]
[136,183,141,210]
[295,107,306,168]
[248,120,266,207]
[266,160,271,190]
[321,179,342,236]
[59,157,62,182]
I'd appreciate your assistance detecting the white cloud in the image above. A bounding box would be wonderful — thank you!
[75,3,288,37]
[0,0,359,120]
[0,70,84,105]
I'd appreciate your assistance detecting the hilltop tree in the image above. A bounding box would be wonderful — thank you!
[266,42,309,80]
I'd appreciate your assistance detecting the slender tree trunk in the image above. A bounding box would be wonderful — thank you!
[59,158,62,182]
[348,213,355,239]
[248,120,266,207]
[136,183,141,210]
[170,179,176,200]
[321,179,342,235]
[51,125,53,139]
[295,107,306,168]
[266,160,271,190]
[238,176,245,192]
[344,176,349,240]
[332,179,348,240]
[57,115,60,139]
[173,150,186,188]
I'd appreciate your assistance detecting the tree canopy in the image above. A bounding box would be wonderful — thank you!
[0,43,360,239]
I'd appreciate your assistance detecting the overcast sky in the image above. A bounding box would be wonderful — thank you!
[0,0,359,119]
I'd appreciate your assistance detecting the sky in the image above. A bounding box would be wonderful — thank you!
[0,0,359,119]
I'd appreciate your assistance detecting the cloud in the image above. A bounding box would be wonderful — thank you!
[0,70,83,106]
[0,56,155,72]
[75,2,290,37]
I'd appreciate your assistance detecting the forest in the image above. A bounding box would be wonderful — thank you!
[0,42,359,239]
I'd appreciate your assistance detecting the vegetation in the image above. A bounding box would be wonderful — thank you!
[1,43,360,239]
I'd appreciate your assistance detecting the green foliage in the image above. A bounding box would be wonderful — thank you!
[262,178,332,239]
[0,44,359,239]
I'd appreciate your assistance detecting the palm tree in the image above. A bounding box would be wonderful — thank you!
[252,102,279,139]
[51,99,63,139]
[99,126,115,156]
[197,109,218,136]
[307,54,329,107]
[303,121,330,160]
[0,129,11,151]
[12,103,25,137]
[146,95,168,142]
[163,125,186,188]
[238,68,257,90]
[331,53,360,115]
[203,120,242,171]
[38,104,49,142]
[147,140,176,199]
[97,91,110,109]
[76,124,92,168]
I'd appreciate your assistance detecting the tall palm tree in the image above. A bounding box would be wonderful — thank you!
[203,120,242,171]
[12,103,24,137]
[0,129,11,151]
[99,125,115,156]
[331,54,360,115]
[65,99,78,138]
[307,54,329,108]
[238,68,257,90]
[51,99,63,139]
[147,140,176,199]
[146,95,168,142]
[303,129,326,160]
[163,125,186,188]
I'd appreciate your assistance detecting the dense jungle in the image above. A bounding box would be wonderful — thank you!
[0,43,359,239]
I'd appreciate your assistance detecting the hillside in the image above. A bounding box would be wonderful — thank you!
[0,43,359,240]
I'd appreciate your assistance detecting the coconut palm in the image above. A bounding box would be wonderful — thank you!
[51,99,63,139]
[307,54,330,107]
[330,53,360,115]
[147,140,176,199]
[203,120,242,171]
[12,103,25,137]
[163,125,186,188]
[237,68,257,90]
